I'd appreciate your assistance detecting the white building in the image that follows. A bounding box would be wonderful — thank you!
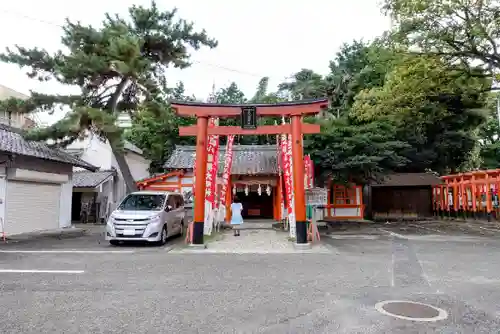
[0,84,95,237]
[0,84,37,129]
[0,124,97,236]
[65,134,151,223]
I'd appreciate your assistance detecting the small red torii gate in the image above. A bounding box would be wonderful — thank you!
[172,99,327,245]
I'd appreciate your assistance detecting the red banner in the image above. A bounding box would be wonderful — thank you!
[276,135,285,219]
[304,156,310,189]
[192,163,196,196]
[304,155,314,189]
[205,118,219,205]
[280,132,293,214]
[309,157,314,187]
[219,135,235,208]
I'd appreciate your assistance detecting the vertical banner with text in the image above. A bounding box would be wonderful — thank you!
[286,132,296,238]
[204,118,219,235]
[280,118,295,238]
[217,135,235,222]
[276,134,285,220]
[304,155,314,189]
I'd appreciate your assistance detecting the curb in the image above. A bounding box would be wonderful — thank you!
[2,228,88,243]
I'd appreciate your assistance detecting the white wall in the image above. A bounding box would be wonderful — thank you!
[68,135,150,181]
[0,84,34,128]
[67,135,113,170]
[67,134,151,205]
[125,152,150,181]
[59,175,73,228]
[0,154,74,230]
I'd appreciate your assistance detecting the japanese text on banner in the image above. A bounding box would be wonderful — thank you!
[219,135,234,208]
[280,132,293,214]
[205,118,219,205]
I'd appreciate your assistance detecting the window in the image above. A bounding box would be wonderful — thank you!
[332,185,357,205]
[118,194,166,211]
[167,195,178,209]
[176,195,184,207]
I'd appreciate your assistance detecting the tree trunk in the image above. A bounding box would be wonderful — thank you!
[112,145,138,194]
[107,77,138,194]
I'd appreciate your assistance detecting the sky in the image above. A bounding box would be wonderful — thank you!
[0,0,390,125]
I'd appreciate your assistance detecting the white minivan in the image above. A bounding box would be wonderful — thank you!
[105,191,185,246]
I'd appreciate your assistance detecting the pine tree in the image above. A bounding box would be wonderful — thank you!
[0,1,217,192]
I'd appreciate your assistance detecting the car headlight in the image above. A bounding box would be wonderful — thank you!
[148,215,161,223]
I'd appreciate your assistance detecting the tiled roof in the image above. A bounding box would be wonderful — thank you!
[73,170,115,188]
[164,145,279,175]
[124,140,143,155]
[65,148,85,158]
[373,173,443,187]
[0,124,97,171]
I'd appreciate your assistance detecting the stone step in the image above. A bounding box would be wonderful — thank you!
[238,223,275,230]
[222,222,277,230]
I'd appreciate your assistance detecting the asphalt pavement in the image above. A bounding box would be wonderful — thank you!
[0,220,499,333]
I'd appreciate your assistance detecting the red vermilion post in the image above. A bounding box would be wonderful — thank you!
[193,116,209,244]
[291,115,307,244]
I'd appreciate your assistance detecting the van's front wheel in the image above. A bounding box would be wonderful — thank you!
[158,226,167,246]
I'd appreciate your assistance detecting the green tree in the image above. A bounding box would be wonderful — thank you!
[383,0,500,77]
[326,40,399,117]
[0,2,217,192]
[478,93,500,169]
[251,77,283,104]
[213,82,246,140]
[351,55,489,174]
[214,82,247,104]
[126,81,196,173]
[305,117,409,184]
[278,69,327,100]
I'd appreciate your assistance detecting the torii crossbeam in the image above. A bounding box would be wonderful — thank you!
[172,98,327,245]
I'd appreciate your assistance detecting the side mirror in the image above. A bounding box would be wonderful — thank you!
[166,205,173,212]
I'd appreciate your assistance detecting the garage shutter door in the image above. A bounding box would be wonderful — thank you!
[5,181,61,235]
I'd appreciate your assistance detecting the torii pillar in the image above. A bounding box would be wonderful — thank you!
[172,99,327,245]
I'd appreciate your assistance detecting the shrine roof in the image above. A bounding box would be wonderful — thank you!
[371,173,442,187]
[169,98,328,108]
[163,145,279,175]
[170,98,328,117]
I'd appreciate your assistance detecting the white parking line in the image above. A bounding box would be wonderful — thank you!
[0,269,84,274]
[478,226,500,233]
[0,250,135,254]
[379,228,407,239]
[409,224,443,234]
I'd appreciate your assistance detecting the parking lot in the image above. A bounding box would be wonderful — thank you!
[0,220,499,333]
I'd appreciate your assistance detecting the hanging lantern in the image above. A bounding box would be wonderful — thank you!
[232,184,236,195]
[257,184,262,196]
[266,185,271,196]
[244,185,249,196]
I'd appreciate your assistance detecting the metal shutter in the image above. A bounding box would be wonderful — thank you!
[5,181,61,235]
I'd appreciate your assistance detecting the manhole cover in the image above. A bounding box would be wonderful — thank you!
[375,300,448,322]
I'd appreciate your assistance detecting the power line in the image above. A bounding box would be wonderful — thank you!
[0,9,294,81]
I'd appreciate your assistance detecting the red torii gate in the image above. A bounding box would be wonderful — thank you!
[172,99,327,245]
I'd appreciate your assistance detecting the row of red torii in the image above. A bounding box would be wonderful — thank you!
[171,98,328,245]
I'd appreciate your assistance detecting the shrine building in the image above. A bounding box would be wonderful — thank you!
[137,144,365,222]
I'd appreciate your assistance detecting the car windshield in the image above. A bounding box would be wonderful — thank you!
[118,194,166,211]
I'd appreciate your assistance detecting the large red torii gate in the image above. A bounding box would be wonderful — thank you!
[172,98,328,245]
